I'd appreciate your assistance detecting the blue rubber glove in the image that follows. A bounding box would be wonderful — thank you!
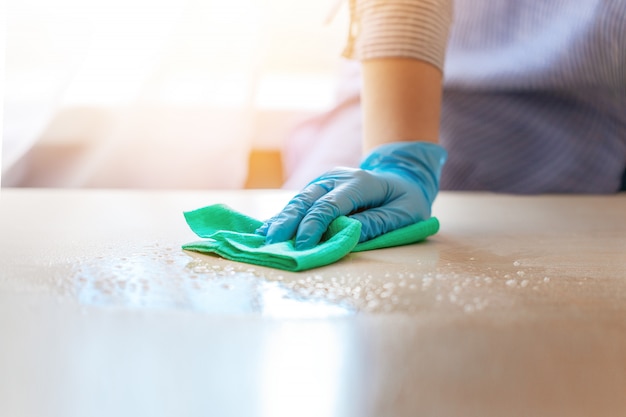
[257,141,447,250]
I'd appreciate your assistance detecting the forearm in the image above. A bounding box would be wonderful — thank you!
[361,58,443,152]
[342,0,453,153]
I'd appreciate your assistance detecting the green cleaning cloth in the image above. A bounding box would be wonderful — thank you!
[182,204,439,272]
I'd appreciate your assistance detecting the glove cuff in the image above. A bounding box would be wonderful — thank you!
[359,141,447,203]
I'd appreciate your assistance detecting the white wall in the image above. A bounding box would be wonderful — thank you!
[2,0,350,188]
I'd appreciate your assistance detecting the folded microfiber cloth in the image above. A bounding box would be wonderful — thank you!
[182,204,439,272]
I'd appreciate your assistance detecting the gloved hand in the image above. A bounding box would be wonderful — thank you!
[256,141,447,250]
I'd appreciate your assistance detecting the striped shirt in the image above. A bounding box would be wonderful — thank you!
[344,0,626,193]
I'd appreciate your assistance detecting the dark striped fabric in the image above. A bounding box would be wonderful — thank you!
[440,0,626,193]
[345,0,626,193]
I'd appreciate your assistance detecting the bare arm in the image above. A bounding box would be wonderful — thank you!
[344,0,452,152]
[362,58,443,152]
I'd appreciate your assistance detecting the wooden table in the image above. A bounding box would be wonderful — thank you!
[1,188,625,417]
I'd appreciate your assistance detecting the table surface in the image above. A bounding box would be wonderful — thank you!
[1,188,625,417]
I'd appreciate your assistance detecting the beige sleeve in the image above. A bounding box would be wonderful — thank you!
[342,0,453,71]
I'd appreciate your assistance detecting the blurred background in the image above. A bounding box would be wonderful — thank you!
[1,0,350,188]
